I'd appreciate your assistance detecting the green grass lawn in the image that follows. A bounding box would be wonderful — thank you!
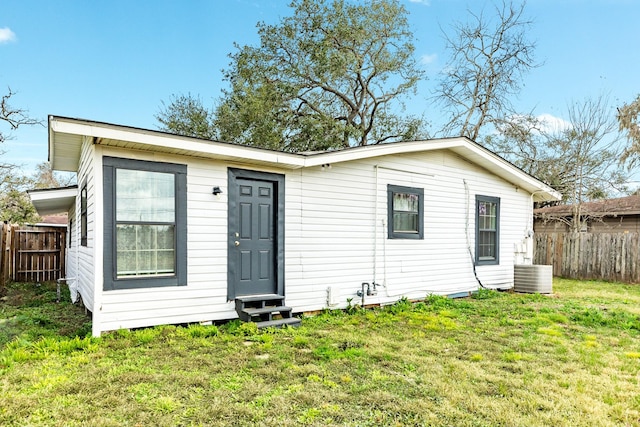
[1,278,639,426]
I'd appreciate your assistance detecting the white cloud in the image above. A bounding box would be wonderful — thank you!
[0,27,17,44]
[420,53,437,65]
[408,0,430,5]
[536,113,572,134]
[501,113,572,136]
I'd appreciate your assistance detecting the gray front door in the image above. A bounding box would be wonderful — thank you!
[228,169,284,299]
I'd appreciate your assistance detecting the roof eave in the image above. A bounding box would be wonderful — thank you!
[50,116,306,170]
[28,186,78,216]
[303,138,561,201]
[47,116,561,202]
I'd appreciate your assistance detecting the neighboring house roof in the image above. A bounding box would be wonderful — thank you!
[40,213,68,225]
[48,115,561,202]
[534,195,640,218]
[27,185,78,216]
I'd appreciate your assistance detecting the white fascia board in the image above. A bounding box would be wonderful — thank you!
[50,118,306,168]
[455,141,561,201]
[28,187,78,201]
[28,187,77,216]
[301,138,461,167]
[303,138,560,201]
[50,117,560,201]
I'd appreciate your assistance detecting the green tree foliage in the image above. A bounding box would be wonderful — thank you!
[0,162,76,225]
[617,94,640,168]
[0,187,39,224]
[219,0,426,151]
[156,94,217,140]
[434,1,538,141]
[158,0,425,151]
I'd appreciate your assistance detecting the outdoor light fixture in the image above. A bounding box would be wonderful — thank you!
[212,186,223,196]
[321,163,332,171]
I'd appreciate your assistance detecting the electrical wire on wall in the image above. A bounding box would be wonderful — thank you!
[374,164,434,292]
[373,166,481,299]
[377,218,478,297]
[463,179,487,289]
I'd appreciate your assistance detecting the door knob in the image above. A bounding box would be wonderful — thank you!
[234,241,240,246]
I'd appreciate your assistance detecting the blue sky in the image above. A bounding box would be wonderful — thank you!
[1,0,639,176]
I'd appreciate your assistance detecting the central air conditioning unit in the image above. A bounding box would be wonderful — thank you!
[513,265,553,294]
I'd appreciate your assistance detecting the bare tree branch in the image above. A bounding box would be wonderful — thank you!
[434,1,539,141]
[0,87,43,144]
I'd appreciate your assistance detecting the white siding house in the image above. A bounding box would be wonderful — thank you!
[31,116,560,336]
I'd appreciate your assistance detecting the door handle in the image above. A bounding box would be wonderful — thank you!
[234,241,240,247]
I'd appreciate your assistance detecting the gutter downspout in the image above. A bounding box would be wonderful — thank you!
[374,165,378,286]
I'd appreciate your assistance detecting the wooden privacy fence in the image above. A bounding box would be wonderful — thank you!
[534,232,640,283]
[0,223,66,285]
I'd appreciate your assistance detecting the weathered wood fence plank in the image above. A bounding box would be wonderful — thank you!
[534,232,640,283]
[0,223,11,288]
[0,225,66,283]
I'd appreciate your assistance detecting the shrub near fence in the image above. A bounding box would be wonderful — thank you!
[534,232,640,283]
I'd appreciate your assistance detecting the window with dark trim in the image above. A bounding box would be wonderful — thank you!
[103,157,187,291]
[475,195,500,265]
[68,218,73,248]
[387,184,424,239]
[80,181,87,246]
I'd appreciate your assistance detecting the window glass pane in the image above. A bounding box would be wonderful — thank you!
[117,250,136,275]
[116,224,175,277]
[476,196,498,263]
[388,185,423,239]
[81,184,87,246]
[394,212,418,233]
[157,250,175,272]
[81,215,87,237]
[138,224,153,249]
[478,230,496,260]
[116,225,136,250]
[81,186,87,211]
[116,169,175,222]
[478,201,497,230]
[156,226,175,249]
[393,193,419,212]
[137,250,153,273]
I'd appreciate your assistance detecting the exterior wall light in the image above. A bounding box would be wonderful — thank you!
[212,186,223,197]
